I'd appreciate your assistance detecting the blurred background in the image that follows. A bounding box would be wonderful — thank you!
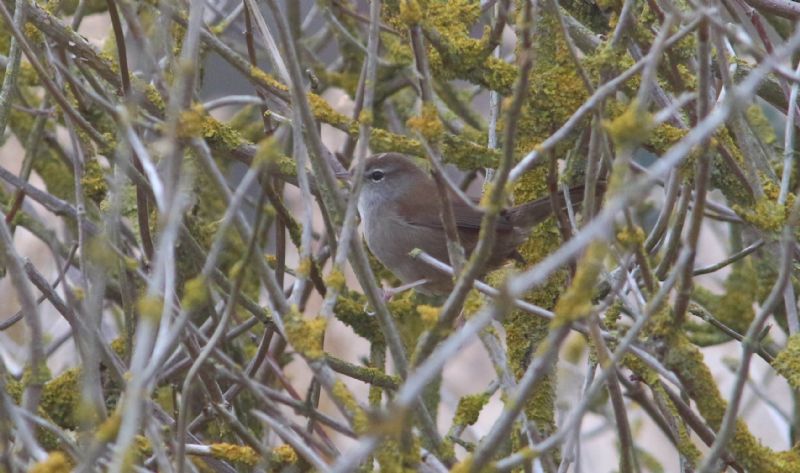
[0,0,795,471]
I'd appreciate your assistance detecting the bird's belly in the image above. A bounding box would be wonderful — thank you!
[364,218,452,294]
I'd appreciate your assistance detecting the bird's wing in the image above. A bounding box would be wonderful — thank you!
[398,197,515,233]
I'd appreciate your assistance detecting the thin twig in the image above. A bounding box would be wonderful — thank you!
[696,197,800,472]
[0,217,44,418]
[0,0,26,138]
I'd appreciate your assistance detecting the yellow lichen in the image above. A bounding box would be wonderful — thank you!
[110,337,127,356]
[142,83,166,111]
[208,443,259,466]
[367,127,424,155]
[602,100,653,148]
[24,22,44,44]
[29,452,70,473]
[358,108,373,126]
[499,11,597,442]
[272,444,298,465]
[85,236,117,270]
[228,260,244,281]
[135,435,152,455]
[450,457,474,473]
[81,158,107,204]
[416,304,440,326]
[137,295,164,321]
[663,335,796,472]
[563,332,587,364]
[453,392,490,426]
[553,242,606,324]
[396,0,515,93]
[95,412,121,442]
[333,291,384,344]
[38,368,79,429]
[175,107,206,137]
[373,439,406,471]
[406,103,444,141]
[325,268,346,292]
[253,136,296,176]
[307,93,350,128]
[763,179,781,200]
[180,276,208,312]
[397,0,423,25]
[463,288,485,318]
[250,66,289,93]
[773,334,800,390]
[616,225,646,248]
[710,128,758,206]
[285,315,327,359]
[746,104,777,145]
[21,358,51,387]
[735,198,785,232]
[693,258,757,335]
[176,105,243,149]
[296,257,312,278]
[331,380,369,433]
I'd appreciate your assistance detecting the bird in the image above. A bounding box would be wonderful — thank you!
[355,152,592,295]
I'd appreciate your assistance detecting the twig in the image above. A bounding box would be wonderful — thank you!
[692,239,764,275]
[742,0,800,18]
[0,243,76,331]
[105,0,154,261]
[251,410,331,471]
[331,299,513,473]
[508,25,800,298]
[483,0,509,55]
[509,14,704,181]
[246,12,414,414]
[412,250,554,319]
[696,196,800,472]
[0,359,46,462]
[108,0,208,465]
[174,186,268,473]
[0,0,106,145]
[409,23,466,274]
[410,0,537,367]
[586,316,638,473]
[0,216,44,419]
[0,0,26,138]
[493,250,691,472]
[471,323,572,471]
[319,0,381,319]
[671,16,714,326]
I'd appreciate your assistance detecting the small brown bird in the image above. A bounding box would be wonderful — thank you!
[356,152,589,295]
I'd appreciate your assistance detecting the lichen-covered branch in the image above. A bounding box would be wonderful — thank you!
[0,0,798,472]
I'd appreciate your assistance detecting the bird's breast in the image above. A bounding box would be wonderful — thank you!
[362,211,452,292]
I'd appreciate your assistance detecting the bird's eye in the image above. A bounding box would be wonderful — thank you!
[369,170,385,182]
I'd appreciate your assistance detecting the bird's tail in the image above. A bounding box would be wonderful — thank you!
[508,183,605,229]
